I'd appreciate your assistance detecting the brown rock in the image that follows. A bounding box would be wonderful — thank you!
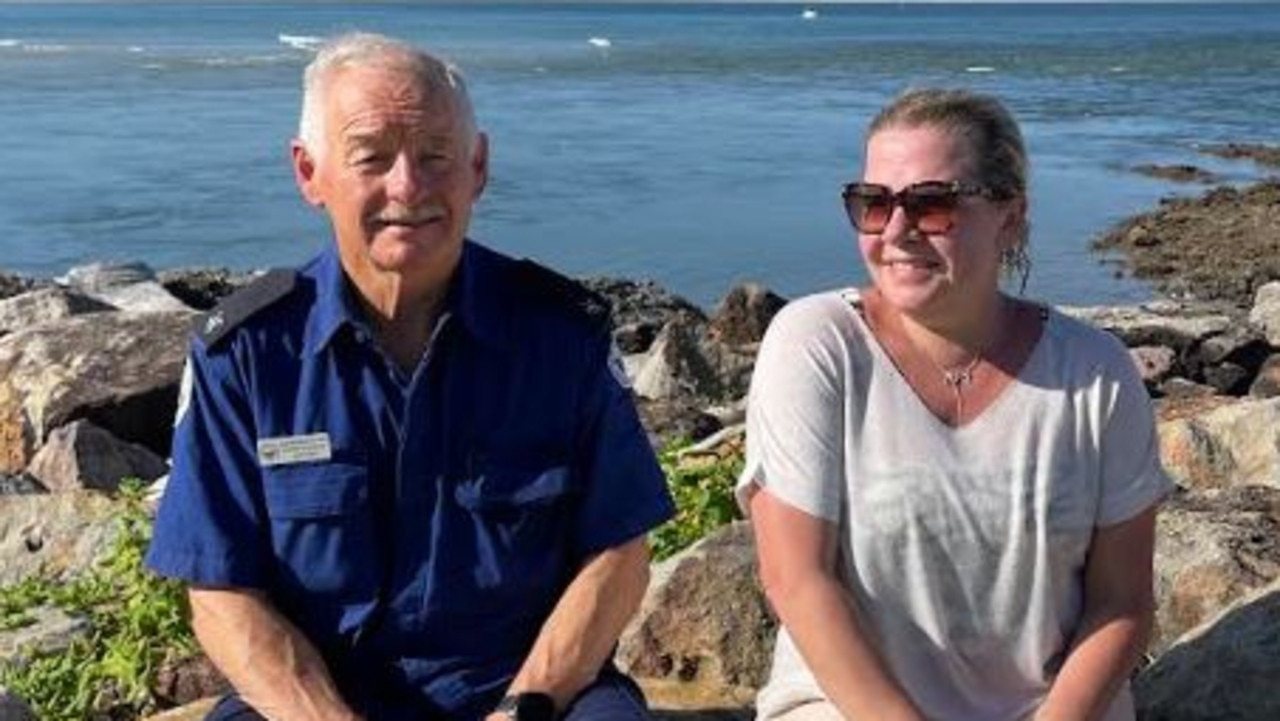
[141,697,218,721]
[709,284,787,347]
[25,419,168,493]
[1135,578,1280,720]
[0,287,114,338]
[154,655,231,708]
[159,268,254,311]
[1151,486,1280,653]
[1248,280,1280,347]
[1092,181,1280,308]
[0,309,195,473]
[1248,354,1280,399]
[0,490,122,586]
[1131,163,1218,184]
[1130,346,1177,387]
[619,522,774,710]
[1156,397,1280,490]
[0,270,39,302]
[1199,142,1280,167]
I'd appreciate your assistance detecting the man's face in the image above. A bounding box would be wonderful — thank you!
[293,65,488,286]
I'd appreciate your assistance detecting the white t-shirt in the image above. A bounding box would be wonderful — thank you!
[736,290,1173,721]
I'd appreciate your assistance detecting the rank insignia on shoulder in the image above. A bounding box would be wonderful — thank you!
[196,268,297,348]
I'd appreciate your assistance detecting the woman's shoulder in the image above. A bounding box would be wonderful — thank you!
[1039,303,1136,375]
[767,288,863,336]
[756,288,871,370]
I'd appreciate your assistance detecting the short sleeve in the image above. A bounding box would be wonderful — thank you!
[146,339,270,588]
[1096,340,1175,527]
[572,335,675,559]
[736,297,848,522]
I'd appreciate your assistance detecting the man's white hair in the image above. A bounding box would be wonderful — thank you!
[298,32,476,159]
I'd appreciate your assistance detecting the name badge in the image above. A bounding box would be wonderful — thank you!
[257,433,332,467]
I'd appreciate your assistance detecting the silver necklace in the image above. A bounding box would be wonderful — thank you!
[928,349,984,423]
[940,353,983,388]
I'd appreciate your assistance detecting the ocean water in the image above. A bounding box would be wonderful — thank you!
[1,2,1278,308]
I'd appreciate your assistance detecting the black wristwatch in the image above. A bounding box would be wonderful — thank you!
[494,691,557,721]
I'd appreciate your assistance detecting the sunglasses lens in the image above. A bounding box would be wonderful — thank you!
[906,186,960,234]
[847,189,892,232]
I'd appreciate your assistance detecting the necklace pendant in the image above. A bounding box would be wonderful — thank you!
[943,368,973,387]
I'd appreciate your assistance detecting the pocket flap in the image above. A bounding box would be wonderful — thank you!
[454,465,572,510]
[263,463,368,519]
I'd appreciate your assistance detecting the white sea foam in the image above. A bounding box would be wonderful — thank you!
[22,43,70,54]
[0,39,20,48]
[965,66,996,74]
[278,33,323,51]
[128,46,145,54]
[588,37,612,49]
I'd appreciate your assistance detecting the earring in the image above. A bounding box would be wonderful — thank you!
[1000,244,1031,295]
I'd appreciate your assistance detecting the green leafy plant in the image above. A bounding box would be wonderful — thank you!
[651,439,744,561]
[0,479,196,720]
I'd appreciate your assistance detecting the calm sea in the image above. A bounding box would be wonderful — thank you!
[2,2,1278,307]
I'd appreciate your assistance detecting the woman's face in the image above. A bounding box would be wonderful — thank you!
[857,125,1022,324]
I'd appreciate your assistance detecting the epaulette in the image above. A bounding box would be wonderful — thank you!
[514,259,612,331]
[194,268,298,349]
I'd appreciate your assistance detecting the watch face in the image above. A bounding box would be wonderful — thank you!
[507,692,556,721]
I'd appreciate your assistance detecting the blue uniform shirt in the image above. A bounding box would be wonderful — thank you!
[147,241,675,720]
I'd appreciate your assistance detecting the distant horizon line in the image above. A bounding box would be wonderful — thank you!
[2,0,1274,5]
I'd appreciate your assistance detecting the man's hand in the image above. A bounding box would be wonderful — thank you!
[501,535,651,712]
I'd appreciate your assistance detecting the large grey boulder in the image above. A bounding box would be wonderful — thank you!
[619,522,774,710]
[1248,281,1280,347]
[1061,302,1232,352]
[1135,578,1280,721]
[25,419,168,493]
[0,490,122,586]
[0,687,36,721]
[0,286,114,338]
[58,261,155,293]
[1156,397,1280,491]
[0,606,90,665]
[0,309,195,473]
[1150,486,1280,653]
[633,314,723,402]
[91,280,191,314]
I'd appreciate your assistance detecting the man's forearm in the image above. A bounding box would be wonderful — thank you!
[189,586,363,721]
[499,535,650,714]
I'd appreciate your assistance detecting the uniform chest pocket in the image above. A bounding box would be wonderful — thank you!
[264,462,369,519]
[453,465,572,511]
[261,463,377,599]
[449,465,575,601]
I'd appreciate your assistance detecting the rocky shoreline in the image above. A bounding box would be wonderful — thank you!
[3,162,1280,719]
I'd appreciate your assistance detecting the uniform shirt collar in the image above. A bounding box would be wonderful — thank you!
[302,241,512,356]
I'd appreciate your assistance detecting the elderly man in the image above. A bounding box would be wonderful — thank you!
[146,32,674,721]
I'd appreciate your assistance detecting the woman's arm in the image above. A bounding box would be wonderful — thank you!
[750,488,925,721]
[1035,506,1159,721]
